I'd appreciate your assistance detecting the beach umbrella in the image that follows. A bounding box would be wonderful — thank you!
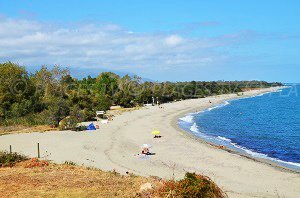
[151,130,161,135]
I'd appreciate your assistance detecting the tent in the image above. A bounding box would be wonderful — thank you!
[87,123,96,130]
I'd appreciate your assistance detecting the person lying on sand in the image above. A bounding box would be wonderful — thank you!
[154,135,162,138]
[142,147,150,155]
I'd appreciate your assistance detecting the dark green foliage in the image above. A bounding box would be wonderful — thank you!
[44,97,70,127]
[94,95,112,111]
[180,172,221,197]
[74,125,87,131]
[0,151,28,167]
[0,62,283,127]
[0,62,36,119]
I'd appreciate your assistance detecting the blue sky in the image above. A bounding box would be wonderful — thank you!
[0,0,299,82]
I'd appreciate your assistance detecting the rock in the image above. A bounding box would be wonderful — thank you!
[139,182,152,192]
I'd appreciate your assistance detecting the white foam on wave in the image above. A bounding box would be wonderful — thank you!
[179,110,204,123]
[229,142,300,168]
[231,143,268,158]
[179,114,194,123]
[274,159,300,168]
[207,101,230,111]
[256,93,266,97]
[248,92,268,98]
[217,136,231,142]
[190,123,200,133]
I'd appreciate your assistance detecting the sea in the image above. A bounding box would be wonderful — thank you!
[179,85,300,170]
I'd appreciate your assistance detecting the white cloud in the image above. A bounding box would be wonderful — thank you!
[0,16,256,77]
[164,35,183,46]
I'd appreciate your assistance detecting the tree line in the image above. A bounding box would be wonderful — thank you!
[0,62,282,127]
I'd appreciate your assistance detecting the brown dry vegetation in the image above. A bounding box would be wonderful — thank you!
[0,157,226,198]
[0,125,57,136]
[0,160,159,198]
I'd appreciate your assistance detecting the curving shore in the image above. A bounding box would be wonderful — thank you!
[0,87,299,197]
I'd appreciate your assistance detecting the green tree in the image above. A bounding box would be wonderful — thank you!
[0,62,35,119]
[44,97,70,127]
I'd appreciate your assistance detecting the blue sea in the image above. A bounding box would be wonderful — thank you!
[179,85,300,170]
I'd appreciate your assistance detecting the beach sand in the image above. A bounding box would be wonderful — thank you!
[0,87,299,197]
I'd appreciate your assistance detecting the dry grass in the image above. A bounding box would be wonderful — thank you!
[0,125,57,136]
[0,157,225,198]
[0,160,159,198]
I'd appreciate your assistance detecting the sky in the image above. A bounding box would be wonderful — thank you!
[0,0,299,82]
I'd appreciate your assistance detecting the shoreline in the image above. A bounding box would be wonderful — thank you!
[0,86,299,197]
[172,86,300,174]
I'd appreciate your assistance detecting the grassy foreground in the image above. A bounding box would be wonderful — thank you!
[0,152,226,197]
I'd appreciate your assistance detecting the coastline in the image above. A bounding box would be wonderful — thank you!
[0,86,299,197]
[173,86,300,174]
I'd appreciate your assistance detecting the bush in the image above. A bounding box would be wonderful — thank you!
[82,108,96,121]
[155,172,226,198]
[0,111,53,126]
[58,116,79,130]
[74,125,87,131]
[23,158,49,168]
[0,151,28,167]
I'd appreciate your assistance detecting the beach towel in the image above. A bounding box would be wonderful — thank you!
[138,154,150,160]
[101,120,109,124]
[87,123,96,130]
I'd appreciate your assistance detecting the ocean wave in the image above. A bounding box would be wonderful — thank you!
[229,142,300,168]
[179,114,194,123]
[207,101,230,111]
[256,93,266,97]
[217,136,231,142]
[248,92,269,98]
[190,123,200,133]
[274,159,300,168]
[230,143,268,158]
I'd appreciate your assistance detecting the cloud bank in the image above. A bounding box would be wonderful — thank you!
[0,16,256,78]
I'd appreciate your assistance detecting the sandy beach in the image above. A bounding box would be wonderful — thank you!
[0,87,299,197]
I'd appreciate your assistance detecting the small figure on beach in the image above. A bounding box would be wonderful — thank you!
[141,147,150,155]
[152,130,161,138]
[138,144,155,157]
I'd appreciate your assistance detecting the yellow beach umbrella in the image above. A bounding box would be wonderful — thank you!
[151,130,161,135]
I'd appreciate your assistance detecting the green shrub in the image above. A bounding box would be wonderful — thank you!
[0,151,28,167]
[156,172,226,198]
[58,116,79,130]
[0,112,51,126]
[74,125,87,131]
